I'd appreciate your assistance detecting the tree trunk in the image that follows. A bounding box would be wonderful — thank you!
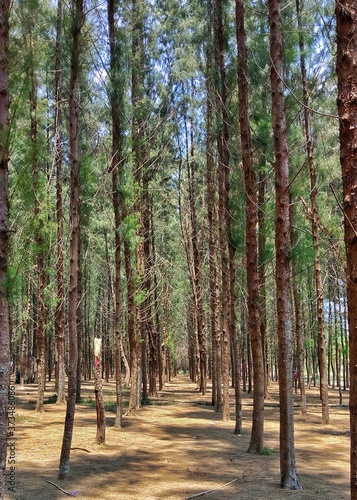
[58,0,83,479]
[214,0,230,422]
[187,117,206,395]
[27,27,46,413]
[127,0,147,413]
[229,242,242,434]
[296,0,328,424]
[290,203,307,414]
[94,338,106,444]
[76,228,83,401]
[206,13,221,408]
[108,0,124,427]
[236,0,264,452]
[335,2,357,496]
[20,284,31,388]
[258,174,270,397]
[54,0,66,405]
[0,0,10,495]
[269,0,302,489]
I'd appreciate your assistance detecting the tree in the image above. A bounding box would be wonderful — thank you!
[236,0,264,451]
[296,0,329,424]
[107,0,126,427]
[214,0,230,422]
[206,0,221,410]
[24,4,47,413]
[268,0,302,489]
[0,0,10,496]
[54,0,66,405]
[58,0,84,479]
[186,109,206,395]
[335,1,357,497]
[94,337,106,443]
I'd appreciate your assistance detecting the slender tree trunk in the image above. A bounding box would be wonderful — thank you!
[258,174,269,396]
[20,283,31,388]
[94,338,106,444]
[290,203,307,414]
[335,2,357,496]
[58,0,83,479]
[229,242,242,434]
[206,17,221,408]
[128,0,147,412]
[214,0,230,422]
[236,0,264,452]
[269,0,302,489]
[0,1,10,494]
[26,27,46,413]
[54,0,66,405]
[142,190,157,397]
[187,118,206,395]
[107,0,125,426]
[76,229,83,401]
[296,0,328,424]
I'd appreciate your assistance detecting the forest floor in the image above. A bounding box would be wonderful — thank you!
[4,374,350,500]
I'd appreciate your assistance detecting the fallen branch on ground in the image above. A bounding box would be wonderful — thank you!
[46,480,77,496]
[185,470,253,499]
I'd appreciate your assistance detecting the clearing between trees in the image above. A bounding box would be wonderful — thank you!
[6,374,349,500]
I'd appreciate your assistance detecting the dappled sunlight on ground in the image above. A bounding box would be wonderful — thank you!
[4,375,350,499]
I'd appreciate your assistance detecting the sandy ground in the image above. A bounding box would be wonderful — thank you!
[3,374,350,500]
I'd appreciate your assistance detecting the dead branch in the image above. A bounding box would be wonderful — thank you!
[46,480,77,496]
[184,470,253,499]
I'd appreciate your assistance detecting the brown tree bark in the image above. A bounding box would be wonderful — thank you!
[269,0,302,489]
[236,0,264,452]
[214,0,230,422]
[290,203,307,414]
[94,338,106,444]
[58,0,84,479]
[142,193,157,397]
[335,2,357,496]
[54,0,66,405]
[20,283,31,388]
[229,242,242,434]
[258,174,269,397]
[76,229,83,401]
[0,0,10,495]
[296,0,328,424]
[127,0,147,412]
[206,9,221,408]
[187,116,206,395]
[108,0,124,427]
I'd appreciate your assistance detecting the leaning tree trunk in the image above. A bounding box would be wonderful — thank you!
[269,0,302,490]
[58,0,83,479]
[236,0,264,452]
[335,2,357,497]
[0,0,10,495]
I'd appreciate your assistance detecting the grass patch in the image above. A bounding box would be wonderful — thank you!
[77,397,117,411]
[259,447,274,456]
